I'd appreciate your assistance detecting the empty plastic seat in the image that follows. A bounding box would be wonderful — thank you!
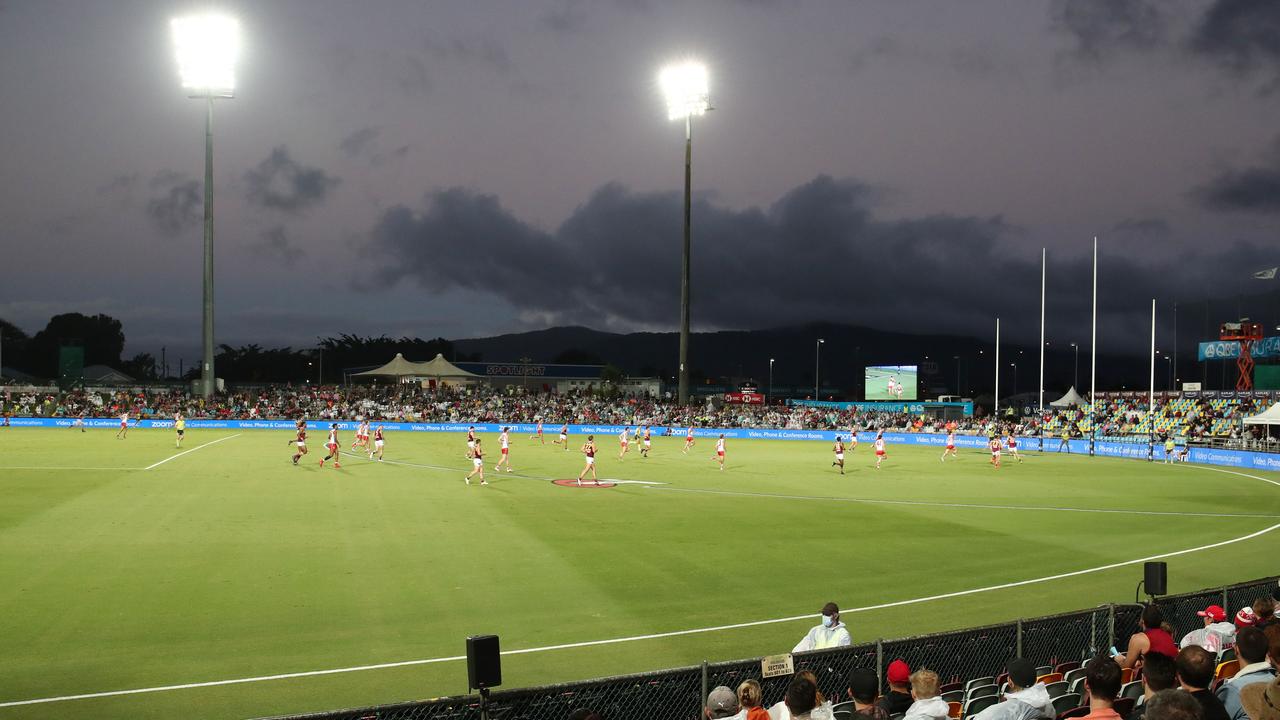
[964,695,999,718]
[1053,693,1082,716]
[1044,681,1069,700]
[1037,672,1064,685]
[1054,661,1081,675]
[967,685,998,702]
[965,677,996,694]
[941,690,965,704]
[1120,680,1144,700]
[1216,660,1240,682]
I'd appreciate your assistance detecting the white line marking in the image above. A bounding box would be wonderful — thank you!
[648,486,1280,519]
[3,519,1277,708]
[2,461,1276,709]
[143,434,241,471]
[0,466,145,471]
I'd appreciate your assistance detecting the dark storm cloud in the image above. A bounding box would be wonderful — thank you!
[339,127,381,158]
[540,2,588,33]
[244,146,340,213]
[363,176,1274,338]
[1196,138,1280,214]
[1190,0,1280,85]
[1112,218,1172,238]
[1050,0,1166,61]
[250,226,304,267]
[425,34,514,74]
[144,172,201,236]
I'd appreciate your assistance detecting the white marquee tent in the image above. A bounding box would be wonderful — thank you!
[1050,387,1087,408]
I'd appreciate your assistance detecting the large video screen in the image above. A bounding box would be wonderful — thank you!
[865,365,918,400]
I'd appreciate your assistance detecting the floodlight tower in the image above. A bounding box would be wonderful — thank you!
[659,60,710,405]
[172,14,240,398]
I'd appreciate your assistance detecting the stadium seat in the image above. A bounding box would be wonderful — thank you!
[967,685,998,702]
[1120,681,1144,700]
[1063,668,1087,689]
[1053,694,1081,716]
[1113,698,1135,717]
[964,695,999,718]
[1220,647,1236,663]
[1054,662,1082,675]
[1036,666,1053,677]
[948,701,962,718]
[891,714,905,720]
[1037,672,1063,685]
[1067,677,1086,696]
[1044,681,1069,699]
[1056,706,1090,720]
[966,677,996,694]
[941,690,966,704]
[833,702,854,720]
[940,682,965,695]
[1215,660,1240,683]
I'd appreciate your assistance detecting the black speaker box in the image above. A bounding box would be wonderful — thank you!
[1144,561,1167,596]
[467,635,502,690]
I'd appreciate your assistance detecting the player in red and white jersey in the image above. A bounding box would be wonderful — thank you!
[291,420,309,465]
[832,437,846,474]
[351,421,370,451]
[466,426,477,458]
[640,425,652,458]
[873,432,887,469]
[72,412,87,432]
[989,437,1002,468]
[530,420,544,444]
[941,430,958,462]
[116,412,130,439]
[712,434,726,471]
[846,428,859,453]
[1005,433,1023,463]
[618,426,631,459]
[555,423,569,450]
[369,425,385,461]
[682,426,696,454]
[465,438,487,485]
[494,427,513,473]
[320,423,342,468]
[577,435,598,486]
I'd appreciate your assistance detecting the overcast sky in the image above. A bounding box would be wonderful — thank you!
[1,0,1278,366]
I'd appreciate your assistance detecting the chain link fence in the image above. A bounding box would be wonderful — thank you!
[264,576,1278,720]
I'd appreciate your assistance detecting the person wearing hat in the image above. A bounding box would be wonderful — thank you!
[1239,676,1280,720]
[705,685,745,720]
[1239,607,1261,629]
[793,602,852,653]
[877,660,915,717]
[1219,628,1277,720]
[1181,605,1237,653]
[973,658,1054,720]
[847,668,889,720]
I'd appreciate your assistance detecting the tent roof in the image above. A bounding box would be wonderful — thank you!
[352,353,426,377]
[1051,386,1087,407]
[1243,402,1280,426]
[352,352,480,378]
[83,365,135,383]
[411,353,480,378]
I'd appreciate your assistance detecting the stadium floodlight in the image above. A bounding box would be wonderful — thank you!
[658,58,711,405]
[171,13,240,399]
[768,358,775,403]
[814,339,825,398]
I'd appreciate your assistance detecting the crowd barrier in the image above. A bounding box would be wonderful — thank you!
[262,576,1280,720]
[7,418,1280,470]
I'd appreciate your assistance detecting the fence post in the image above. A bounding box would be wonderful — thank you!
[877,639,884,690]
[1016,618,1024,658]
[701,660,709,715]
[1090,609,1098,656]
[1223,585,1230,612]
[1108,604,1116,651]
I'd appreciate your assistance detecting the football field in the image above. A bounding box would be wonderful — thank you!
[1,427,1277,719]
[864,366,918,400]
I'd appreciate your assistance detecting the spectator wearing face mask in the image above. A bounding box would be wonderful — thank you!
[793,602,852,653]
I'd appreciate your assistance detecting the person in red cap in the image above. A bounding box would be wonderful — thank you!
[877,660,914,716]
[1180,604,1237,653]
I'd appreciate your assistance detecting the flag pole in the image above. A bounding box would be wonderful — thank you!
[1089,237,1097,457]
[1039,247,1046,452]
[1149,298,1156,462]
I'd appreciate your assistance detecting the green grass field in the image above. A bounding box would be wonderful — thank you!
[865,366,918,400]
[1,427,1277,720]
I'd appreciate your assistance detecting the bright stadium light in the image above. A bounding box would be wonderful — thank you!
[172,14,240,97]
[171,12,240,398]
[659,59,711,405]
[659,61,709,121]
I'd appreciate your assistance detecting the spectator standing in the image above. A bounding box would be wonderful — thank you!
[1082,655,1125,720]
[793,602,852,652]
[1176,646,1231,720]
[973,658,1054,720]
[903,670,949,720]
[1218,628,1276,720]
[1128,652,1178,720]
[877,660,915,716]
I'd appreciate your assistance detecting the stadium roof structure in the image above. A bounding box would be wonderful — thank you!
[1051,387,1087,408]
[1242,402,1280,427]
[82,364,135,384]
[352,353,480,379]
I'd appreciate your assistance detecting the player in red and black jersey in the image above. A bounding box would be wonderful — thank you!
[290,420,308,465]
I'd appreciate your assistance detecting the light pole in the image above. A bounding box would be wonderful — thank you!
[953,355,961,395]
[814,338,824,398]
[172,14,240,399]
[1010,362,1018,399]
[768,358,775,404]
[1070,342,1079,390]
[659,60,709,406]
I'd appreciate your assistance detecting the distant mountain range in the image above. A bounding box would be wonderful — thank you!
[452,322,1205,396]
